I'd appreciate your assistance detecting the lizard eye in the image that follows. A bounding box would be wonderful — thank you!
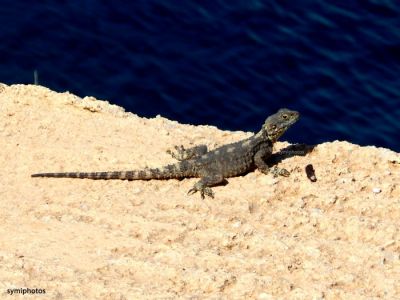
[282,114,288,119]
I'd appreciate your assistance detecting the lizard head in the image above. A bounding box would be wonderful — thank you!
[262,108,300,142]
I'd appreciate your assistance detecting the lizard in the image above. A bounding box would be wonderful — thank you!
[31,108,300,199]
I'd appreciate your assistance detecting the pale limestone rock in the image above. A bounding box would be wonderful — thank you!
[1,84,399,299]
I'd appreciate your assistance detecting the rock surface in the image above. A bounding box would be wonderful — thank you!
[1,84,399,299]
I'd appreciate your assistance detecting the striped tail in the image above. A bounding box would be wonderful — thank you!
[31,161,194,180]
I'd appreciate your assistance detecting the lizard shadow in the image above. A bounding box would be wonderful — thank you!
[267,143,316,166]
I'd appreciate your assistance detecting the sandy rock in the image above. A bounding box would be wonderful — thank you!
[1,84,399,299]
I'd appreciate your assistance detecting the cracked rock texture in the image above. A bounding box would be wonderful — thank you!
[1,84,399,299]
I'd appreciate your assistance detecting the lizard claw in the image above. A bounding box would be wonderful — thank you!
[271,166,290,177]
[201,187,214,199]
[187,187,197,195]
[187,186,214,199]
[168,145,189,161]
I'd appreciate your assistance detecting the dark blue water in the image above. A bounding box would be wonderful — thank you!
[1,1,399,151]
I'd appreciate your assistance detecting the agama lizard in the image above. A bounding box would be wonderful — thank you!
[32,108,300,198]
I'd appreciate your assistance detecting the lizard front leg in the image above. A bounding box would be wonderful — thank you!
[254,149,290,177]
[187,173,224,199]
[167,144,208,161]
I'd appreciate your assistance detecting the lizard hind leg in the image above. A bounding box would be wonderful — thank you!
[167,144,208,161]
[187,173,224,199]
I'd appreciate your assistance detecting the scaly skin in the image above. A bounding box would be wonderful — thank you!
[32,108,300,198]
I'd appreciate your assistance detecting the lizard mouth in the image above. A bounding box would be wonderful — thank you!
[268,128,286,142]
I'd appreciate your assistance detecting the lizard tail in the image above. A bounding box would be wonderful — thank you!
[31,162,194,180]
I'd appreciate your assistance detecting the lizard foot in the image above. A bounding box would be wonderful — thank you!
[167,145,193,161]
[167,145,208,161]
[187,185,214,199]
[271,166,290,177]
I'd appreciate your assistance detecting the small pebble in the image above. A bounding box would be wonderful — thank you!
[372,187,381,194]
[305,164,317,182]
